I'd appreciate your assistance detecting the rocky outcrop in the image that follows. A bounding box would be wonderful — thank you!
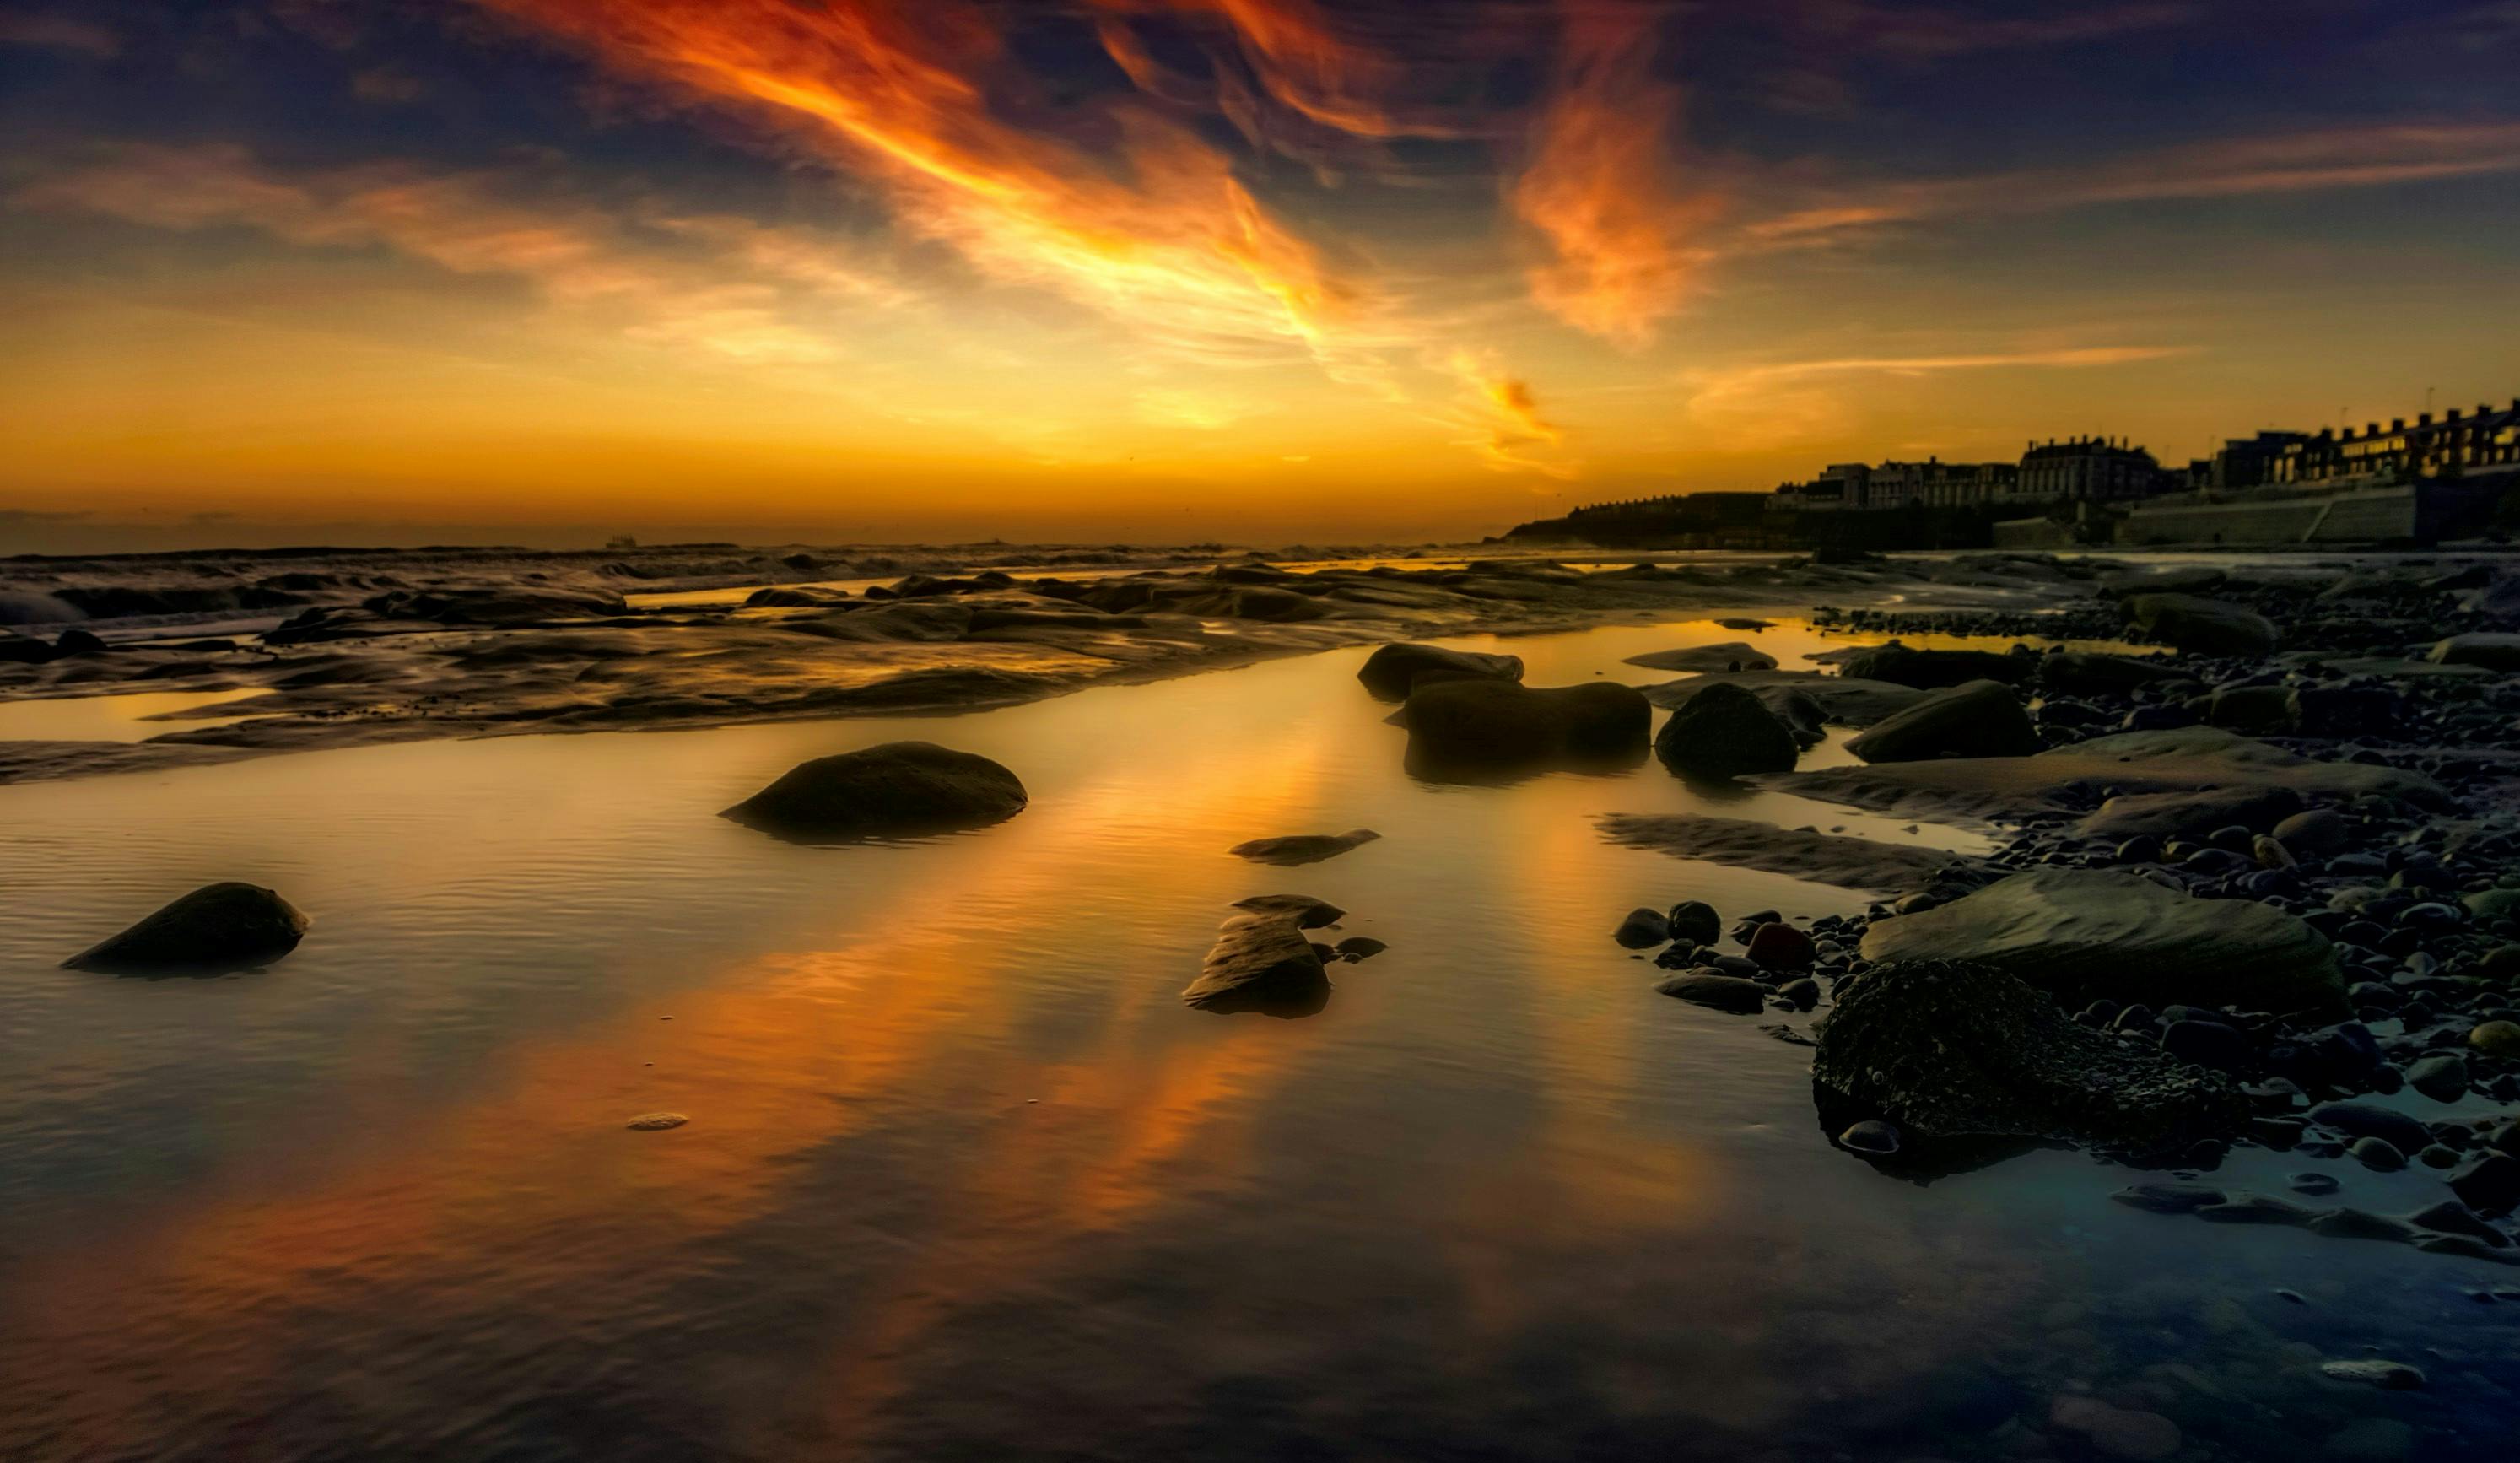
[1813,958,2247,1143]
[63,882,310,974]
[1228,829,1381,866]
[1652,681,1799,776]
[722,742,1028,840]
[1400,679,1649,769]
[1859,868,2345,1014]
[1843,679,2039,764]
[1182,911,1330,1016]
[2123,593,2279,656]
[1356,642,1524,699]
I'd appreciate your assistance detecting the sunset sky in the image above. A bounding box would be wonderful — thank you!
[3,0,2517,551]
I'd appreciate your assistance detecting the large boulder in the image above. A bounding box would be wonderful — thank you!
[1357,642,1524,699]
[1182,911,1330,1016]
[722,742,1027,840]
[2123,594,2279,656]
[1843,679,2039,764]
[1834,644,2033,688]
[1813,959,2247,1143]
[1859,868,2344,1014]
[2075,785,2304,841]
[1400,679,1649,766]
[63,882,310,974]
[2427,633,2520,672]
[1653,680,1799,776]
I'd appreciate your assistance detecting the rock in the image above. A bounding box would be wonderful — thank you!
[2319,1359,2426,1390]
[625,1113,689,1131]
[2162,1018,2251,1073]
[1652,681,1799,776]
[1859,868,2344,1015]
[2404,1200,2510,1247]
[1666,899,1722,947]
[1230,893,1344,928]
[2196,1192,2321,1225]
[1843,679,2040,764]
[2048,1396,2182,1461]
[0,632,58,665]
[2426,631,2520,672]
[1776,976,1819,1007]
[1182,912,1330,1016]
[2037,651,2184,696]
[2349,1136,2406,1171]
[2308,1102,2431,1156]
[53,628,110,656]
[1746,922,1815,971]
[1357,642,1523,699]
[1811,959,2247,1142]
[2111,1182,2227,1213]
[1653,971,1767,1013]
[722,742,1027,840]
[2449,1153,2520,1215]
[2407,1052,2470,1102]
[2124,593,2280,655]
[62,883,310,974]
[1621,640,1778,672]
[1834,643,2032,688]
[1639,669,1924,727]
[2075,785,2303,841]
[1332,937,1386,962]
[1400,679,1649,769]
[1614,907,1671,948]
[1227,829,1380,866]
[1837,1119,1902,1155]
[1599,814,1976,894]
[2203,683,2298,732]
[2471,1021,2520,1059]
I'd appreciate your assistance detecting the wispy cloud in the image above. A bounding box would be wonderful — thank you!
[0,12,120,57]
[1446,348,1575,478]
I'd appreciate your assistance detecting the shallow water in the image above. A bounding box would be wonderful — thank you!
[0,687,265,743]
[1,618,2512,1462]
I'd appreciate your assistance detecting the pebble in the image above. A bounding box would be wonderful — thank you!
[1838,1119,1901,1156]
[625,1113,688,1131]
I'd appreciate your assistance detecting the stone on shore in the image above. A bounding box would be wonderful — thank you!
[2471,1020,2520,1058]
[1621,641,1777,673]
[1641,669,1924,728]
[1812,959,2247,1142]
[1614,907,1671,948]
[1843,679,2040,764]
[1228,829,1381,866]
[1357,642,1524,699]
[722,742,1028,840]
[1231,893,1345,928]
[1183,911,1330,1016]
[1599,814,1979,894]
[1653,681,1799,776]
[1834,643,2032,688]
[1654,970,1767,1013]
[2075,785,2304,841]
[63,882,310,974]
[2426,632,2520,672]
[2037,651,2184,697]
[2123,593,2280,656]
[1859,868,2344,1014]
[1400,678,1649,767]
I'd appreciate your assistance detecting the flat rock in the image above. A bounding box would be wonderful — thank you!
[1640,669,1924,727]
[2320,1360,2425,1390]
[1400,678,1649,769]
[1834,643,2033,688]
[1622,640,1777,672]
[1859,867,2344,1014]
[62,882,310,974]
[1230,893,1344,928]
[1228,829,1380,866]
[1599,813,1979,894]
[1182,912,1330,1016]
[2427,632,2520,672]
[2124,593,2279,655]
[1654,970,1767,1013]
[1812,958,2247,1142]
[1357,642,1524,699]
[1844,678,2039,764]
[2038,651,2184,696]
[2076,785,2304,840]
[723,741,1027,840]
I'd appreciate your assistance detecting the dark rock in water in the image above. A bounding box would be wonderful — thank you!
[2449,1153,2520,1215]
[1837,1120,1901,1156]
[1615,907,1671,948]
[53,628,110,656]
[2308,1102,2432,1158]
[63,882,310,974]
[1622,640,1778,673]
[2111,1181,2227,1214]
[1746,922,1815,971]
[2123,593,2280,656]
[1182,912,1330,1017]
[624,1112,689,1131]
[2407,1051,2470,1102]
[1653,681,1799,776]
[1811,958,2247,1143]
[1666,899,1722,947]
[1777,976,1820,1007]
[1654,970,1767,1013]
[1859,868,2344,1015]
[1713,618,1771,631]
[1228,829,1380,866]
[1643,669,1924,729]
[1843,679,2039,764]
[2319,1360,2426,1390]
[0,633,58,665]
[1231,893,1345,929]
[1400,678,1649,768]
[723,742,1027,841]
[1357,642,1524,699]
[1835,643,2032,689]
[1333,937,1386,962]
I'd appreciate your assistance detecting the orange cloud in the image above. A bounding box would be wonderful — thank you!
[1092,0,1481,145]
[1509,3,1721,348]
[473,0,1371,372]
[1449,348,1574,478]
